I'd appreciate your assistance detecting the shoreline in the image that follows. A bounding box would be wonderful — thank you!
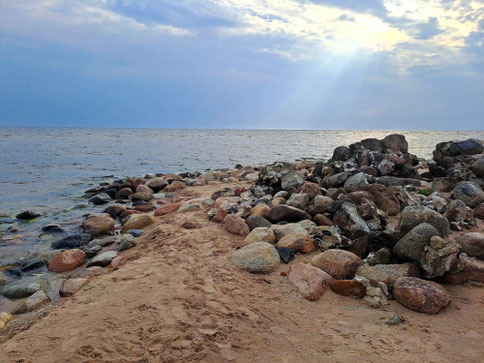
[1,133,484,361]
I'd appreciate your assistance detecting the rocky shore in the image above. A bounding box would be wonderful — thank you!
[1,134,484,361]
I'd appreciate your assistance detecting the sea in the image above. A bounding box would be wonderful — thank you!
[0,127,483,310]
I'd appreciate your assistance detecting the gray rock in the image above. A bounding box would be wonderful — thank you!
[471,158,484,177]
[333,202,369,239]
[397,205,450,238]
[231,242,280,273]
[145,177,168,192]
[308,195,333,216]
[455,233,484,260]
[12,290,50,314]
[281,170,304,190]
[332,146,352,161]
[271,223,308,241]
[394,223,439,264]
[119,234,137,251]
[444,199,468,222]
[286,193,310,210]
[451,182,484,208]
[51,233,93,249]
[126,229,144,237]
[87,251,118,267]
[81,242,103,257]
[246,216,272,230]
[343,172,368,192]
[267,205,311,223]
[89,193,111,205]
[1,281,41,299]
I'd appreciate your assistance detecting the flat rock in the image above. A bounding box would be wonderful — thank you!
[87,251,118,267]
[12,290,50,314]
[1,280,41,299]
[289,262,334,301]
[393,277,451,314]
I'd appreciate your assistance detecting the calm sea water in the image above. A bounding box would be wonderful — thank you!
[1,127,484,214]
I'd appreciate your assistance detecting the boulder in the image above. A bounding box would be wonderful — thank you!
[343,172,368,192]
[250,203,271,218]
[288,262,334,301]
[271,223,308,241]
[442,254,484,284]
[244,227,275,244]
[393,277,451,314]
[132,192,153,202]
[48,249,86,272]
[451,182,484,208]
[360,184,400,216]
[444,200,468,222]
[333,202,369,239]
[330,280,366,298]
[308,195,333,216]
[322,172,349,189]
[281,170,305,190]
[12,290,50,314]
[16,210,41,220]
[115,188,133,199]
[301,182,321,199]
[267,205,311,223]
[373,263,420,287]
[455,233,484,260]
[355,265,391,287]
[103,204,127,218]
[87,251,118,267]
[154,202,181,216]
[145,177,168,192]
[89,193,111,205]
[82,214,114,237]
[286,193,310,210]
[382,134,408,153]
[332,146,351,161]
[245,215,272,230]
[394,223,439,265]
[397,205,450,238]
[447,139,484,156]
[471,158,484,177]
[311,249,363,279]
[51,233,93,249]
[164,181,187,192]
[231,242,280,273]
[224,215,250,236]
[59,278,89,297]
[121,214,157,233]
[475,203,484,220]
[119,234,137,251]
[276,233,316,254]
[1,280,41,299]
[275,247,295,264]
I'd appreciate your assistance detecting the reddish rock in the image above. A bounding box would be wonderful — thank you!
[224,215,250,236]
[134,205,156,213]
[474,203,484,220]
[311,249,363,279]
[59,278,89,297]
[455,232,484,260]
[119,210,143,219]
[213,209,228,223]
[330,280,366,298]
[121,214,157,233]
[135,184,153,194]
[288,262,334,301]
[48,249,86,272]
[154,202,181,216]
[81,214,114,237]
[313,214,333,226]
[111,256,127,269]
[126,178,145,189]
[276,233,316,254]
[442,254,484,284]
[250,203,270,218]
[393,277,450,314]
[301,182,321,199]
[360,184,400,216]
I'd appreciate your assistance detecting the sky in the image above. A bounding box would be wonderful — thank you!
[0,0,483,130]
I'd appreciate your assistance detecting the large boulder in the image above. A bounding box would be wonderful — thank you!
[288,263,334,301]
[332,146,351,161]
[343,172,368,192]
[393,277,451,314]
[88,193,111,205]
[448,139,483,156]
[360,184,400,216]
[145,177,168,192]
[397,205,450,238]
[48,249,86,272]
[382,134,408,153]
[311,249,363,279]
[81,214,114,237]
[267,205,311,223]
[394,223,440,265]
[121,214,157,233]
[450,182,484,208]
[224,215,250,236]
[455,233,484,260]
[231,242,280,273]
[276,233,316,254]
[333,202,369,239]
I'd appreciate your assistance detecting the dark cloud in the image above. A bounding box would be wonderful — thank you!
[413,17,445,40]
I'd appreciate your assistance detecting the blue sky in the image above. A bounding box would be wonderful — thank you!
[0,0,482,129]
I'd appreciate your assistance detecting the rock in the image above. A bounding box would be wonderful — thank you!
[132,192,153,202]
[442,254,484,284]
[271,223,308,241]
[145,177,168,192]
[394,223,440,265]
[245,172,260,182]
[308,195,333,216]
[432,177,458,193]
[276,233,316,253]
[322,172,349,189]
[231,242,280,273]
[164,180,187,192]
[41,224,63,233]
[367,248,392,265]
[444,200,468,222]
[330,280,366,298]
[250,203,270,218]
[397,205,450,238]
[471,158,484,177]
[393,277,450,314]
[360,184,400,216]
[48,249,86,272]
[422,236,460,278]
[126,229,144,237]
[301,182,321,199]
[311,249,363,279]
[474,203,484,220]
[268,205,311,223]
[1,281,41,299]
[332,146,352,161]
[286,193,310,210]
[382,134,408,153]
[313,214,333,226]
[121,214,157,233]
[89,193,111,205]
[288,262,334,301]
[119,234,136,251]
[275,247,294,264]
[333,202,369,239]
[373,263,420,287]
[81,242,103,257]
[244,227,275,244]
[178,203,202,213]
[82,214,114,237]
[448,139,484,156]
[135,185,153,194]
[246,215,272,230]
[0,312,13,330]
[115,188,133,199]
[224,215,250,236]
[386,314,402,326]
[16,210,41,220]
[154,202,181,216]
[343,172,368,192]
[212,209,228,223]
[355,265,391,287]
[87,251,118,267]
[103,205,127,218]
[59,278,89,297]
[281,170,304,190]
[12,290,50,314]
[451,182,484,208]
[455,233,484,260]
